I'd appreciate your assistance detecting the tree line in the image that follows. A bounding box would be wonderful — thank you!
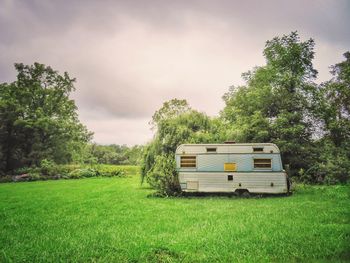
[0,32,349,192]
[0,64,141,175]
[87,144,143,165]
[141,32,350,195]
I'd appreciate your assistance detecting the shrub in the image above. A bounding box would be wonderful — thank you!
[68,168,97,179]
[1,164,128,183]
[56,164,80,178]
[146,154,181,196]
[14,160,60,178]
[101,170,124,177]
[300,141,350,184]
[94,165,126,177]
[14,166,33,175]
[68,169,83,179]
[28,172,41,181]
[40,159,57,176]
[0,175,12,183]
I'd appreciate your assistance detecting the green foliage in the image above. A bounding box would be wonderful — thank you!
[91,164,126,177]
[264,31,317,82]
[39,159,57,175]
[305,52,350,183]
[0,63,92,173]
[226,33,349,183]
[141,99,225,194]
[150,98,191,129]
[69,168,97,179]
[299,140,350,184]
[87,144,143,165]
[142,32,349,191]
[146,154,180,196]
[222,32,320,176]
[0,176,348,262]
[4,164,129,182]
[314,52,350,147]
[28,172,41,181]
[1,33,348,187]
[0,175,12,183]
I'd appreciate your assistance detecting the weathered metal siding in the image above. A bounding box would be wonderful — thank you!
[179,172,287,193]
[176,143,287,194]
[176,153,282,172]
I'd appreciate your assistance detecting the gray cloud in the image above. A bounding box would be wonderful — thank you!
[1,0,349,144]
[2,0,349,44]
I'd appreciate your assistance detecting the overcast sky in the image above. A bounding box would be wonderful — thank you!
[1,0,349,145]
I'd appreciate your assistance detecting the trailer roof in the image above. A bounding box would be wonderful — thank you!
[176,143,280,154]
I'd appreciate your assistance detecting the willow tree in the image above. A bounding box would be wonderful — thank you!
[141,99,223,195]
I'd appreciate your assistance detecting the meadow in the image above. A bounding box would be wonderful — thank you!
[0,166,349,262]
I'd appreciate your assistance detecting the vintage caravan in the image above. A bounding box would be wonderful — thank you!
[175,143,290,194]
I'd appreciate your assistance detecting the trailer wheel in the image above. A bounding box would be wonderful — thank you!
[235,189,250,198]
[241,190,251,198]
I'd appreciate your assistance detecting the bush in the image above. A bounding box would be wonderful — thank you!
[56,164,80,178]
[68,168,97,179]
[146,154,181,197]
[14,166,33,175]
[299,141,350,184]
[101,170,124,177]
[67,166,126,179]
[0,164,128,183]
[28,172,41,181]
[94,165,126,177]
[40,159,57,176]
[0,175,12,183]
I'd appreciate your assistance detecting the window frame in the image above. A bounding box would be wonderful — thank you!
[180,155,197,168]
[206,147,217,153]
[253,147,264,153]
[253,158,272,169]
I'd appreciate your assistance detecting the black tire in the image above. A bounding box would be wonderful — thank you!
[235,189,250,198]
[241,190,251,198]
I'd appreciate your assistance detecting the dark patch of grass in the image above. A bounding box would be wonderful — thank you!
[0,172,349,262]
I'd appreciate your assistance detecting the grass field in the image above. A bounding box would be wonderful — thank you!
[0,166,349,262]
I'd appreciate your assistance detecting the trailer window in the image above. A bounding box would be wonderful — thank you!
[253,147,264,152]
[206,147,217,153]
[254,158,272,168]
[180,156,196,168]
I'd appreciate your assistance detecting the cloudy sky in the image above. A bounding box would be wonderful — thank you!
[1,0,349,145]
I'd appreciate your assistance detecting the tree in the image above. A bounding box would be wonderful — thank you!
[315,52,350,147]
[0,63,92,173]
[304,52,350,183]
[221,32,317,176]
[150,98,191,129]
[141,99,223,195]
[87,144,143,165]
[141,33,349,193]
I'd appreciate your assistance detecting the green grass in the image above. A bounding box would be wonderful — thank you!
[0,167,349,262]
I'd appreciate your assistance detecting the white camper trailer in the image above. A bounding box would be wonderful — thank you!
[175,143,290,194]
